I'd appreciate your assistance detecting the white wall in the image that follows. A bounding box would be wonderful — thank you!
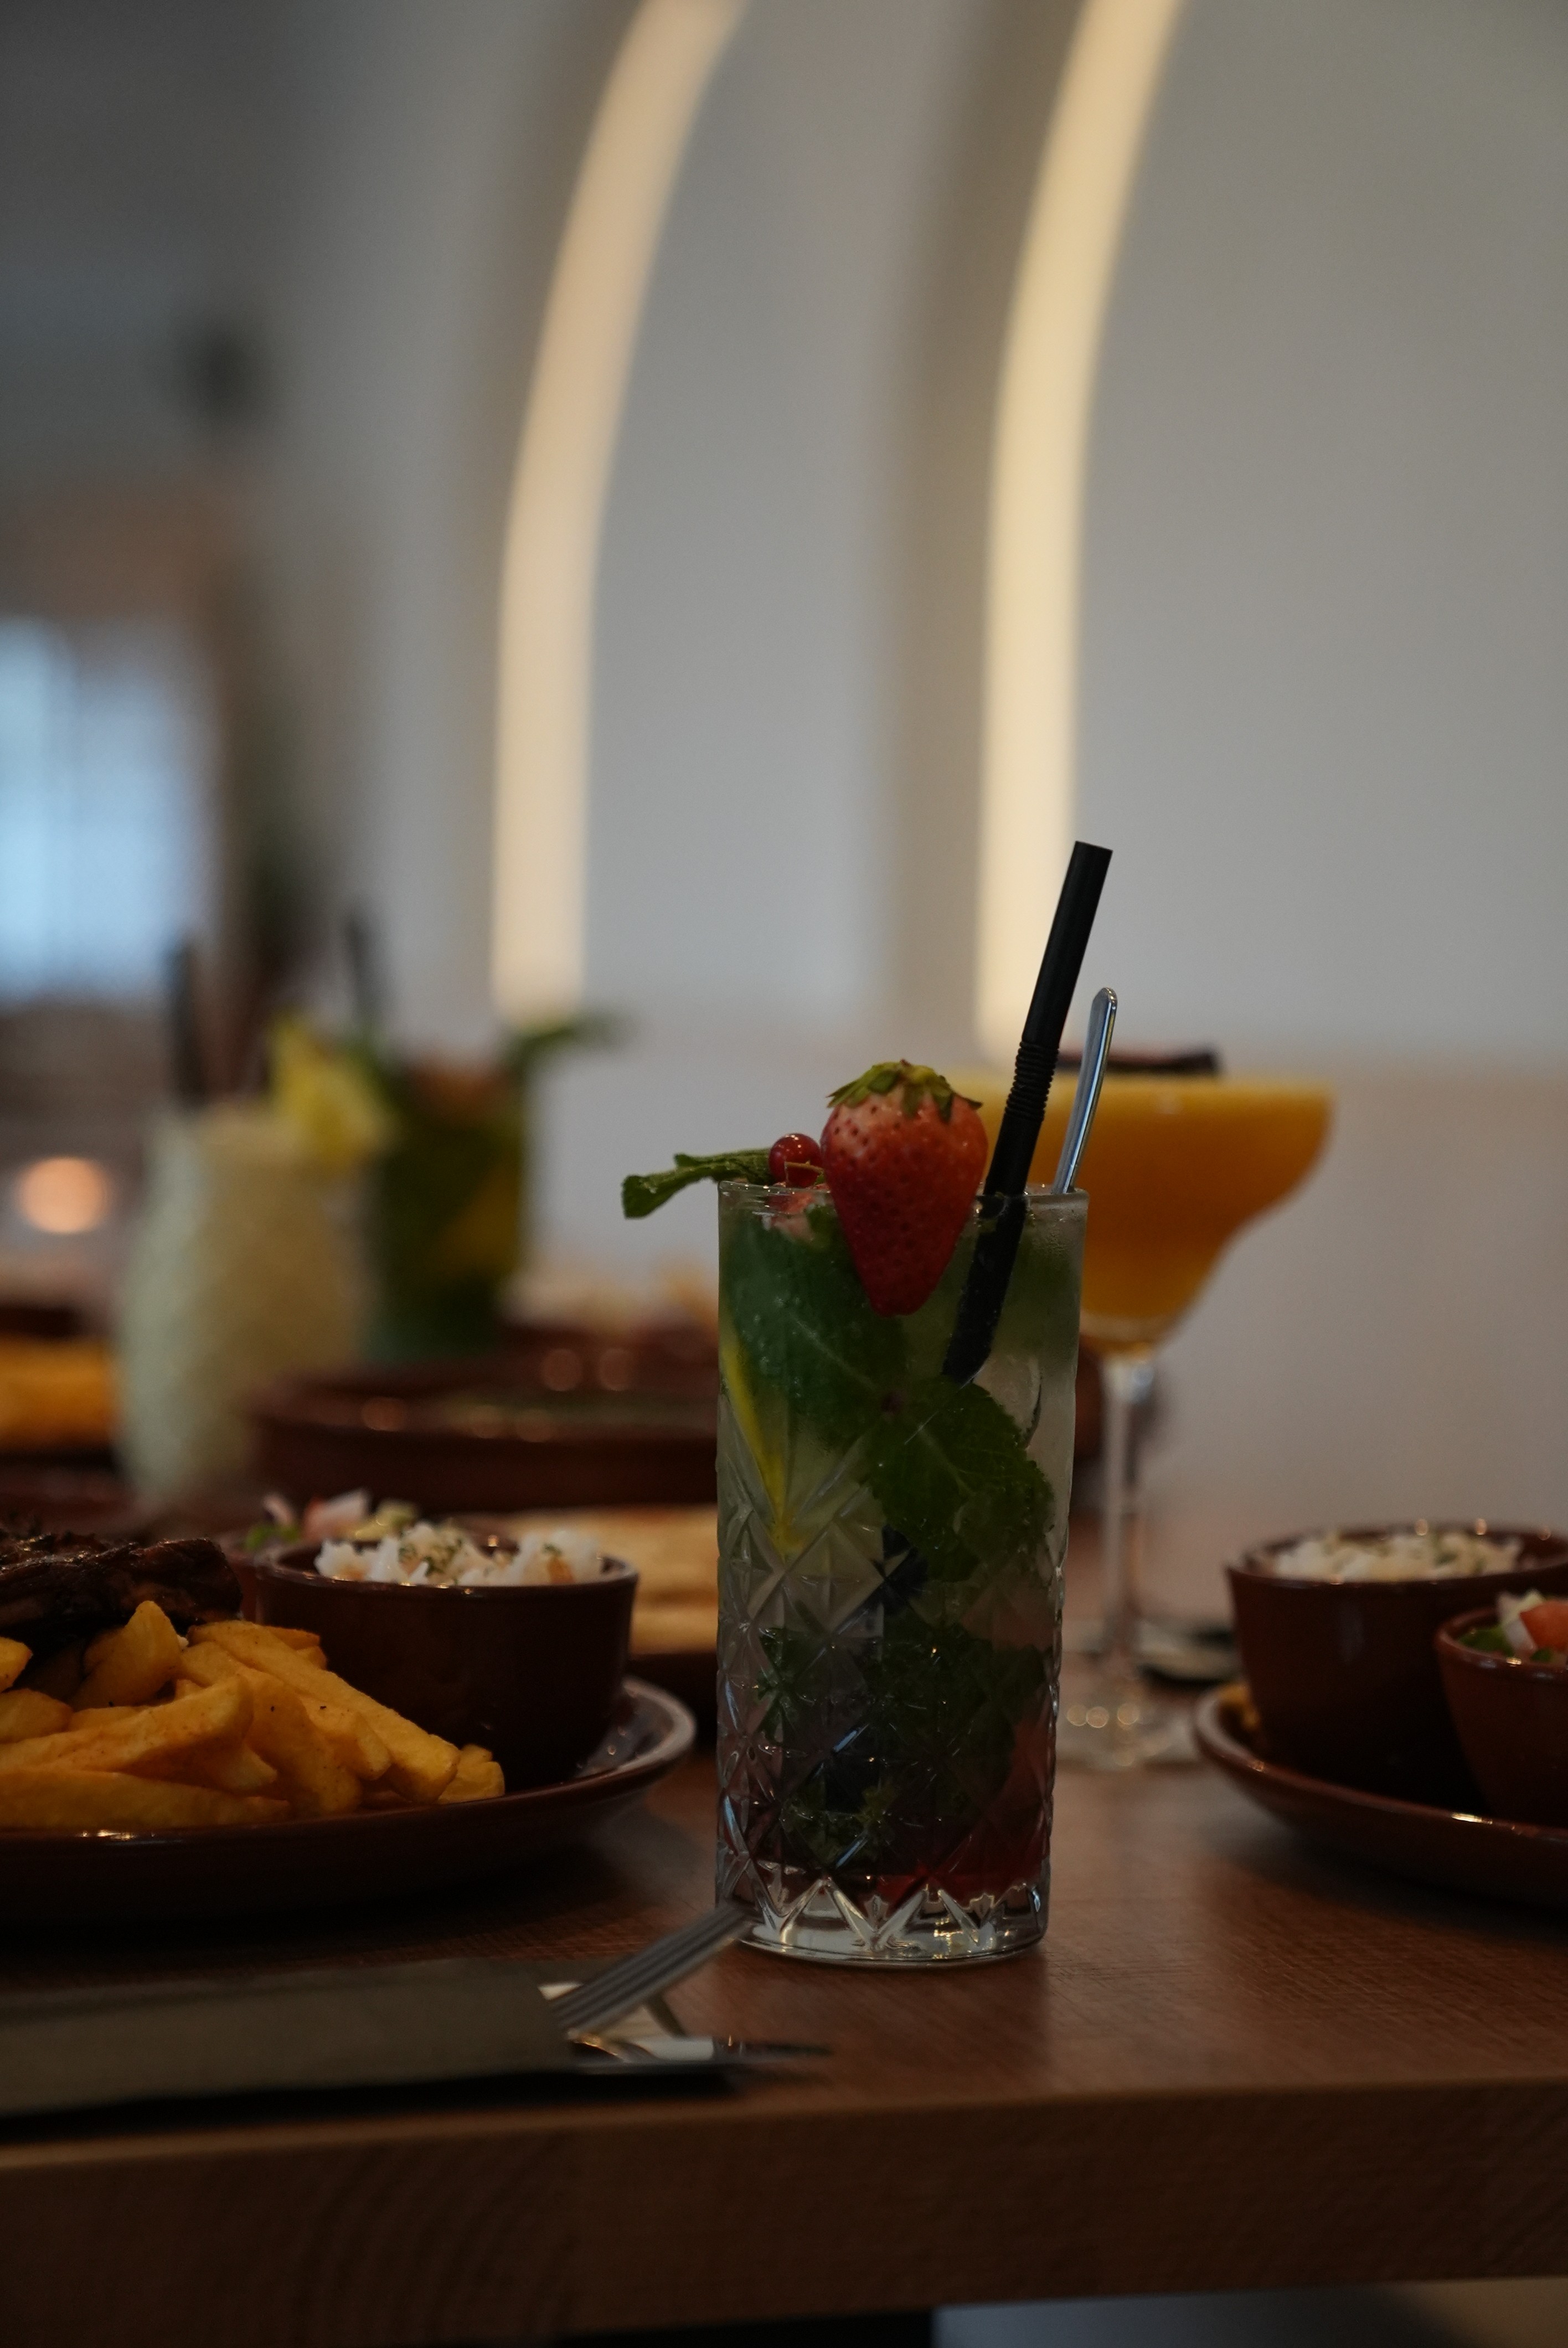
[266,0,633,1047]
[551,0,987,1274]
[589,0,972,1032]
[0,0,284,494]
[1071,0,1568,1595]
[544,0,1078,1273]
[1080,0,1568,1062]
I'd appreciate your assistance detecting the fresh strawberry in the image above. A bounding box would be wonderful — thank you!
[820,1061,988,1316]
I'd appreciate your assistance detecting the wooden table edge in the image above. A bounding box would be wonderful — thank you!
[4,2074,1568,2345]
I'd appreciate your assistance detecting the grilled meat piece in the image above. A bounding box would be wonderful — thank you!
[0,1530,240,1652]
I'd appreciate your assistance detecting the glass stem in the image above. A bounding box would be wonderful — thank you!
[1098,1348,1156,1681]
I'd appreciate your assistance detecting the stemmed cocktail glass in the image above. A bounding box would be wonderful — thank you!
[988,1070,1332,1768]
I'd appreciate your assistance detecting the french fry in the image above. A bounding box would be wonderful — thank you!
[0,1603,499,1838]
[0,1674,250,1778]
[259,1626,327,1658]
[24,1642,82,1702]
[191,1621,458,1802]
[306,1697,391,1780]
[84,1620,127,1669]
[76,1600,185,1709]
[173,1644,245,1696]
[210,1619,325,1668]
[221,1669,361,1817]
[179,1644,390,1781]
[185,1739,280,1796]
[171,1739,274,1794]
[0,1688,74,1743]
[0,1768,286,1831]
[242,1677,361,1817]
[293,1690,389,1775]
[439,1744,505,1803]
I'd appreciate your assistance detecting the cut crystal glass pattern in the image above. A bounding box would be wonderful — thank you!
[714,1188,1084,1965]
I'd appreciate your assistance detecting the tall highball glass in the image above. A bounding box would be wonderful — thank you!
[715,1182,1086,1963]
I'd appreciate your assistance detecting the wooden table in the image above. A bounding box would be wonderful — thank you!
[4,1747,1568,2348]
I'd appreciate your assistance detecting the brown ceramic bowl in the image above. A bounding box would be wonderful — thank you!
[1436,1609,1568,1827]
[244,1543,637,1790]
[250,1336,717,1515]
[1227,1523,1568,1805]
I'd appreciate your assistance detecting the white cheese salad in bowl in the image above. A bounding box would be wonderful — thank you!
[246,1491,622,1586]
[236,1492,638,1785]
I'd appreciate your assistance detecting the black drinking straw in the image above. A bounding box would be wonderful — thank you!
[943,840,1112,1384]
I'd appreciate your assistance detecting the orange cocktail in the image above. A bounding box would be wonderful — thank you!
[965,1062,1333,1768]
[1028,1076,1332,1353]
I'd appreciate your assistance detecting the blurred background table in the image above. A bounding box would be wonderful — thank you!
[5,1748,1568,2347]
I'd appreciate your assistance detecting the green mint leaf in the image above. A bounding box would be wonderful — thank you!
[720,1207,1053,1575]
[865,1610,1048,1805]
[863,1376,1053,1582]
[621,1150,771,1219]
[767,1611,1048,1871]
[721,1199,906,1438]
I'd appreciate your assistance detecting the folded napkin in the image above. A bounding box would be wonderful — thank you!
[0,1958,570,2122]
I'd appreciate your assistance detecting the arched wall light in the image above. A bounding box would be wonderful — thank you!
[977,0,1185,1061]
[492,0,746,1024]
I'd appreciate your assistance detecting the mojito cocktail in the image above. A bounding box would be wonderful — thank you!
[714,1181,1085,1961]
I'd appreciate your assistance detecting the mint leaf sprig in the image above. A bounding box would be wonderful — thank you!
[721,1202,1053,1584]
[622,1149,771,1219]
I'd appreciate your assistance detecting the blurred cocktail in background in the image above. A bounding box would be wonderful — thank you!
[973,1065,1332,1767]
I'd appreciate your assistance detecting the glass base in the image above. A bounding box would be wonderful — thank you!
[727,1870,1047,1964]
[1056,1670,1194,1769]
[1062,1615,1239,1686]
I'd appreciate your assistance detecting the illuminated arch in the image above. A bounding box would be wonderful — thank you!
[492,0,746,1024]
[977,0,1185,1059]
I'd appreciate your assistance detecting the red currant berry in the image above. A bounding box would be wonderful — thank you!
[767,1131,824,1187]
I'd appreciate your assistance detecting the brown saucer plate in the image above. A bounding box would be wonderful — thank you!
[0,1680,694,1928]
[1195,1685,1568,1916]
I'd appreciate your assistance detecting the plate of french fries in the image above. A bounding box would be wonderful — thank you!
[0,1604,693,1924]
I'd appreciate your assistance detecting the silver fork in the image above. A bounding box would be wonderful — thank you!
[549,1900,750,2040]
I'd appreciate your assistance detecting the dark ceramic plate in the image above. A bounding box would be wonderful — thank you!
[1195,1685,1568,1916]
[0,1466,148,1538]
[251,1358,718,1513]
[0,1680,694,1927]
